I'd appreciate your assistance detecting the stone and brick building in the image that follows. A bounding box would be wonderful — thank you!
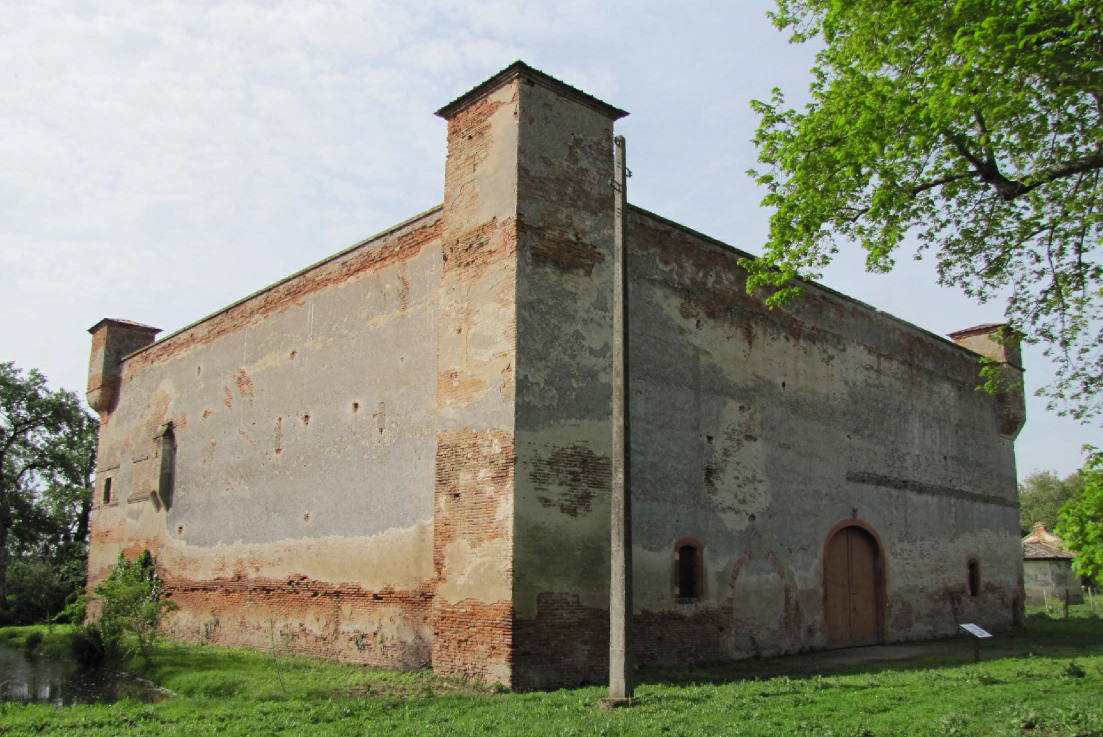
[1022,522,1082,606]
[85,62,1027,690]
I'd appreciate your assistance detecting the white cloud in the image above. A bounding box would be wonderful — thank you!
[0,0,1092,475]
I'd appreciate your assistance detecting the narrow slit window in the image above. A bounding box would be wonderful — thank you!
[158,425,176,509]
[968,560,980,597]
[678,544,700,600]
[103,477,113,504]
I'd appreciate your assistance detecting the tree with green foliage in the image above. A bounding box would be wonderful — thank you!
[1057,452,1103,581]
[0,361,98,621]
[92,550,177,666]
[748,0,1103,424]
[1019,469,1087,535]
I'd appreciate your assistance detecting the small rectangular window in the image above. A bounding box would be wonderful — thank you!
[158,426,176,509]
[968,560,980,597]
[103,477,113,504]
[678,544,700,600]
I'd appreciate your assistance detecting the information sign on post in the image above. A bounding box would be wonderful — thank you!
[960,624,992,639]
[960,623,993,662]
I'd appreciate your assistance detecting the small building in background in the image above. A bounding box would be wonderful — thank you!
[1022,522,1083,605]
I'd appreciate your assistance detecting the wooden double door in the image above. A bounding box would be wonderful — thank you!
[824,526,880,647]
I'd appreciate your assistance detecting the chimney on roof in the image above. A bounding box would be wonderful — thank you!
[947,323,1026,439]
[87,319,161,415]
[1033,521,1048,534]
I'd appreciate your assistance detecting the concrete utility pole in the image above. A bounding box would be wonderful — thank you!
[606,134,634,706]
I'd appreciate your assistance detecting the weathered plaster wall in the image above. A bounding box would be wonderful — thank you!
[511,81,618,691]
[1024,560,1083,606]
[625,207,1023,664]
[504,200,1024,687]
[88,209,444,667]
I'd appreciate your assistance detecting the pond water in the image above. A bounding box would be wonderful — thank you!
[0,643,167,706]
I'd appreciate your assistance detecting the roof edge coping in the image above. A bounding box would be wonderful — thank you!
[88,318,161,335]
[435,61,629,121]
[947,322,1014,340]
[627,204,997,366]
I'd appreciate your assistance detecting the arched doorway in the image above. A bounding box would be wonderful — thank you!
[824,524,883,647]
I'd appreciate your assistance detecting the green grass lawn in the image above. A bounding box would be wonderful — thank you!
[1,606,1102,736]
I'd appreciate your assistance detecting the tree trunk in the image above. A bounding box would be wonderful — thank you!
[73,438,97,547]
[74,484,93,545]
[0,493,9,604]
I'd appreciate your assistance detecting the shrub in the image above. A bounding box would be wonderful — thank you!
[70,624,108,668]
[54,590,89,626]
[94,550,178,667]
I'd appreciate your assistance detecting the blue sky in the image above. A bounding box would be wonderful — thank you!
[0,0,1094,477]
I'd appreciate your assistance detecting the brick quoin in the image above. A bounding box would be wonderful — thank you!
[431,431,516,682]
